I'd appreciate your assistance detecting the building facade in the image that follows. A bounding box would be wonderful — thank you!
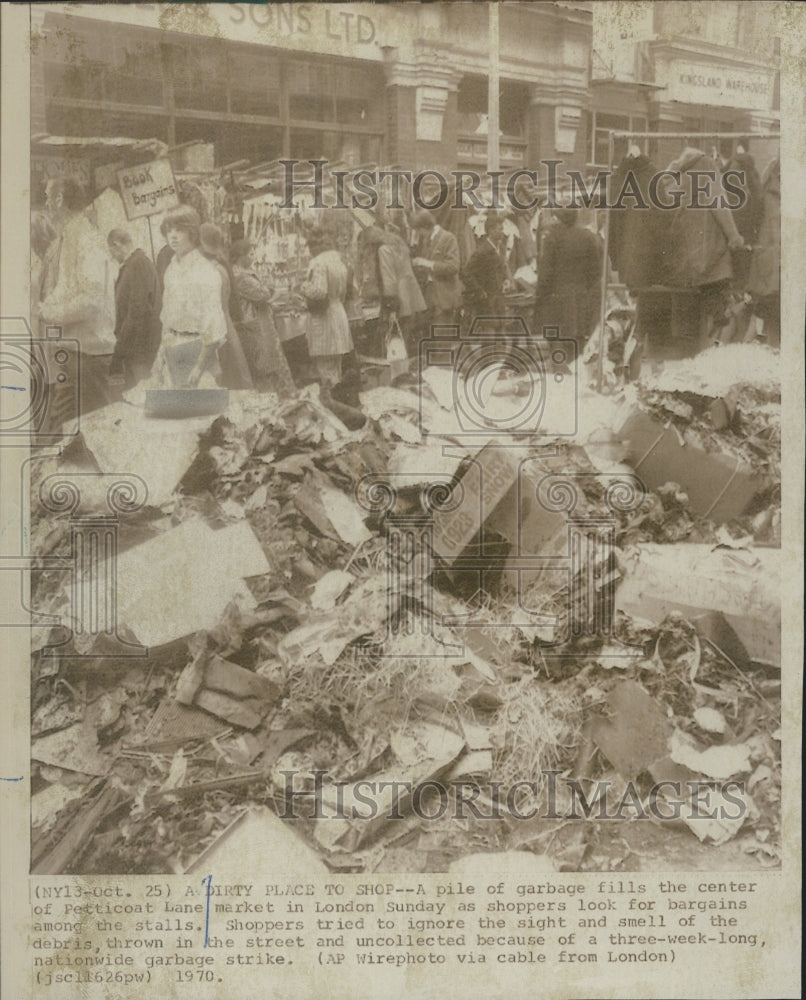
[32,2,592,183]
[31,2,781,195]
[591,1,780,166]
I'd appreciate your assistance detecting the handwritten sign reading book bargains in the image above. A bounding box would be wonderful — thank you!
[118,159,179,220]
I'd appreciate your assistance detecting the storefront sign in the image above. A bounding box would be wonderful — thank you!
[117,159,179,220]
[457,139,525,165]
[53,3,385,60]
[416,86,449,142]
[228,4,376,46]
[661,61,774,110]
[555,107,581,155]
[32,155,91,189]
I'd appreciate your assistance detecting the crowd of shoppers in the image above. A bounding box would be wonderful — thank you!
[31,140,780,427]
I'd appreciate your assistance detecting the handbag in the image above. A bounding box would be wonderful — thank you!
[305,293,329,315]
[302,264,329,314]
[385,315,408,362]
[164,338,204,387]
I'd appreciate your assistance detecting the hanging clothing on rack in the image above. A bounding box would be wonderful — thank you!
[659,148,744,289]
[721,149,763,289]
[722,149,763,246]
[747,157,780,346]
[608,154,662,292]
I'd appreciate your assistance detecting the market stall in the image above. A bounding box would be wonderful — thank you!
[595,128,781,389]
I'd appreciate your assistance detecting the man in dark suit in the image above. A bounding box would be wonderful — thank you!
[534,208,602,347]
[107,229,162,389]
[462,212,508,318]
[411,210,462,327]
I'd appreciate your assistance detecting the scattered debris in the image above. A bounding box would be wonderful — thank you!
[587,681,672,781]
[693,707,727,735]
[638,343,780,399]
[113,519,271,647]
[616,407,767,521]
[617,543,780,666]
[29,337,782,874]
[310,570,354,610]
[185,807,328,877]
[32,724,110,777]
[669,730,752,780]
[682,787,754,846]
[78,402,214,508]
[175,648,280,730]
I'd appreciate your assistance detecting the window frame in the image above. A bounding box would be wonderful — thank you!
[42,14,385,165]
[587,111,649,169]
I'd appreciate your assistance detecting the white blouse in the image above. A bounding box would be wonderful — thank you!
[160,248,227,346]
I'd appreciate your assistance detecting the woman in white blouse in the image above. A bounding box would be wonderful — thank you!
[152,206,227,387]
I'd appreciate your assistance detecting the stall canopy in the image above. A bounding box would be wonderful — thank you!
[31,134,168,158]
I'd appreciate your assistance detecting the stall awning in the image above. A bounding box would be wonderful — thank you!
[31,134,168,158]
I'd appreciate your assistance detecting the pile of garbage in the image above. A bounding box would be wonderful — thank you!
[29,343,782,875]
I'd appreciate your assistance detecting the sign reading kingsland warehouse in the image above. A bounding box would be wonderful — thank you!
[661,61,774,110]
[117,159,179,220]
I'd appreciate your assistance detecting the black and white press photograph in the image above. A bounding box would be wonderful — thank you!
[20,1,785,883]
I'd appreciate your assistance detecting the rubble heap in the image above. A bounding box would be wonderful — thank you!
[30,343,781,875]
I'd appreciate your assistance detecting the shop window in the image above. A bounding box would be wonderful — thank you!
[175,120,284,167]
[288,60,335,123]
[229,49,281,118]
[288,60,381,129]
[458,75,527,139]
[457,75,487,136]
[43,16,163,107]
[290,129,380,168]
[336,96,372,127]
[500,83,528,137]
[170,41,228,113]
[105,35,163,106]
[43,23,104,103]
[47,105,169,142]
[41,14,383,167]
[589,112,647,167]
[333,65,378,125]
